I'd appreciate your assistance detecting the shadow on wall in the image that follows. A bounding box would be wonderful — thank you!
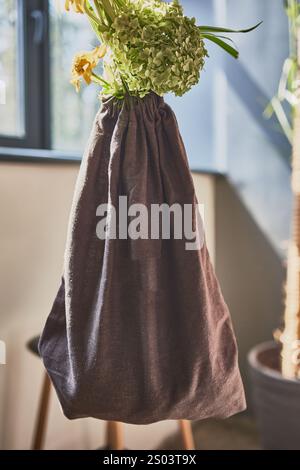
[215,176,286,406]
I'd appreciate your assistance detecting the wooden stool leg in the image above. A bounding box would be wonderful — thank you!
[178,420,195,450]
[105,421,124,450]
[32,372,51,450]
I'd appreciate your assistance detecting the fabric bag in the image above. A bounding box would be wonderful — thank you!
[39,93,246,424]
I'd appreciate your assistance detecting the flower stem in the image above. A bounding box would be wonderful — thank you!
[91,71,110,86]
[98,0,116,22]
[83,1,102,25]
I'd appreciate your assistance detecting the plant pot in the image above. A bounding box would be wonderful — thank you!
[248,341,300,450]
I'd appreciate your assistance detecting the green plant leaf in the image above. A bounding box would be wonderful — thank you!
[202,33,239,59]
[209,34,237,47]
[263,102,275,119]
[265,96,293,143]
[198,21,263,34]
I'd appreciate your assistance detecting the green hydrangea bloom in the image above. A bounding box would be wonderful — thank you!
[68,0,259,98]
[101,0,208,97]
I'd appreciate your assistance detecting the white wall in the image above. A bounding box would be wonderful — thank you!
[0,161,215,450]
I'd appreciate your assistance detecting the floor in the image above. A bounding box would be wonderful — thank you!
[161,415,261,450]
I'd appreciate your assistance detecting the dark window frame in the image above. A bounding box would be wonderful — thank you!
[0,0,52,153]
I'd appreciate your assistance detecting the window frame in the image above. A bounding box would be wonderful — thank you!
[0,0,88,163]
[0,0,52,152]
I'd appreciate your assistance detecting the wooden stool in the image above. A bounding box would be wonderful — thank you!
[27,336,195,450]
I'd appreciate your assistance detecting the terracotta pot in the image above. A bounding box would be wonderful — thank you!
[248,341,300,450]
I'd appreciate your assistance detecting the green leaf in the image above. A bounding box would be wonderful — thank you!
[198,21,263,34]
[263,102,275,119]
[265,96,293,143]
[202,33,239,59]
[278,58,293,99]
[210,34,237,47]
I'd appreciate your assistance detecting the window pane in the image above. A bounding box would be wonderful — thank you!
[49,1,100,152]
[0,0,24,137]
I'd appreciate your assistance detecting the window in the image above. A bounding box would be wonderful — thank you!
[0,0,25,138]
[0,0,99,156]
[0,0,50,150]
[0,0,218,162]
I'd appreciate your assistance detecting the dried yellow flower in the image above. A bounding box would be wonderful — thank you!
[65,0,85,14]
[71,44,107,91]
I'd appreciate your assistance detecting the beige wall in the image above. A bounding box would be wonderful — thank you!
[192,173,215,264]
[215,177,285,400]
[0,161,215,450]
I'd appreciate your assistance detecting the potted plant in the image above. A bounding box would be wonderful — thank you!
[248,0,300,450]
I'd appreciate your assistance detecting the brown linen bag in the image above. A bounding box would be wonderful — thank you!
[39,93,246,424]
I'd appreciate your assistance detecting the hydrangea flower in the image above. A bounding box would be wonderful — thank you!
[103,0,208,97]
[65,0,259,99]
